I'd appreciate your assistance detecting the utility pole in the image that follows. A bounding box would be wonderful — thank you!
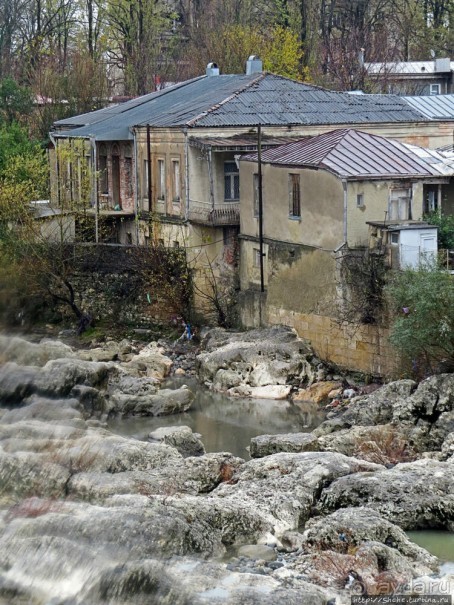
[258,124,264,293]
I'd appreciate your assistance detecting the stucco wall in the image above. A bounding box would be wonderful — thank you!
[240,161,345,250]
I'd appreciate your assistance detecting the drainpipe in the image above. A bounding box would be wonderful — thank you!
[183,127,189,220]
[207,148,215,210]
[342,179,348,244]
[133,128,139,244]
[91,137,98,243]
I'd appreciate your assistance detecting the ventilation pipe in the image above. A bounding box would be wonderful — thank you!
[246,55,263,75]
[206,62,220,76]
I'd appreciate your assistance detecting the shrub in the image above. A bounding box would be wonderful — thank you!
[385,266,454,376]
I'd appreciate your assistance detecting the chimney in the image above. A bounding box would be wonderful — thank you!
[246,55,263,75]
[435,57,451,73]
[206,62,220,77]
[358,48,365,68]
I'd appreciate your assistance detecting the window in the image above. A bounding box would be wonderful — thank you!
[390,232,399,245]
[158,159,165,200]
[389,188,411,220]
[171,159,181,202]
[124,157,133,197]
[143,159,149,198]
[224,161,239,201]
[356,193,364,208]
[424,190,437,214]
[253,173,259,216]
[430,83,441,95]
[288,174,301,218]
[253,248,261,267]
[99,154,108,194]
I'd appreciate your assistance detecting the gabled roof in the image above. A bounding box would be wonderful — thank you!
[241,129,454,179]
[403,94,454,120]
[52,73,427,142]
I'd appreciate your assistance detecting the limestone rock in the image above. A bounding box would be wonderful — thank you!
[197,326,315,399]
[301,507,437,572]
[122,343,173,380]
[293,381,343,404]
[108,386,194,416]
[318,458,454,529]
[250,433,319,458]
[149,425,205,457]
[0,335,75,366]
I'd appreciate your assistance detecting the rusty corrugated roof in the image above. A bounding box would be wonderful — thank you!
[241,129,453,179]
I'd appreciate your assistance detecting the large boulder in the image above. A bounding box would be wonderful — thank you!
[149,426,205,457]
[121,343,173,380]
[315,375,454,454]
[318,458,454,529]
[196,326,315,398]
[108,385,194,416]
[250,433,319,458]
[0,335,75,366]
[211,451,383,538]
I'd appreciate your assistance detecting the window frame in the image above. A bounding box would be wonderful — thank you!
[288,173,301,218]
[171,158,181,203]
[224,161,240,202]
[157,158,166,201]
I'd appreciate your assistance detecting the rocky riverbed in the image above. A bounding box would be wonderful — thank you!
[0,327,454,604]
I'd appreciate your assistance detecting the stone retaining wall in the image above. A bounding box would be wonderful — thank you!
[267,306,399,378]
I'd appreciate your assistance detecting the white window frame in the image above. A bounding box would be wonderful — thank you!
[356,193,364,208]
[157,158,165,200]
[430,83,441,95]
[171,159,181,203]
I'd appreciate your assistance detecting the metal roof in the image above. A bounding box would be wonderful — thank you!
[403,94,454,120]
[52,73,428,142]
[241,129,454,179]
[366,61,454,75]
[189,134,305,151]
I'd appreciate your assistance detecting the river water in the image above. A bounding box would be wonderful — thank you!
[109,377,325,458]
[112,377,454,574]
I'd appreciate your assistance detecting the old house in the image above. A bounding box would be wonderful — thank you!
[47,58,454,320]
[49,58,453,255]
[238,129,454,375]
[366,58,454,96]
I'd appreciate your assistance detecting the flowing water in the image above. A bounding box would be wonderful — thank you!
[108,377,325,458]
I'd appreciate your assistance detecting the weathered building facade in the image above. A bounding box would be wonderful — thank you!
[239,129,454,376]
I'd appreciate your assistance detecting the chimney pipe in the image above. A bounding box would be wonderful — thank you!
[206,62,220,77]
[246,55,263,75]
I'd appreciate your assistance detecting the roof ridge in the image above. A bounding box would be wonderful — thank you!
[317,128,350,163]
[186,72,266,127]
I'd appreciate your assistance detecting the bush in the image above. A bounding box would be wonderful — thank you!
[386,266,454,375]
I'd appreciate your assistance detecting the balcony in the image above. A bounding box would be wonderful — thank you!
[188,200,240,226]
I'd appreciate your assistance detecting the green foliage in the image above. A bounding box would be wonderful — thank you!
[0,122,39,174]
[0,78,33,125]
[188,23,307,81]
[386,266,454,375]
[424,211,454,250]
